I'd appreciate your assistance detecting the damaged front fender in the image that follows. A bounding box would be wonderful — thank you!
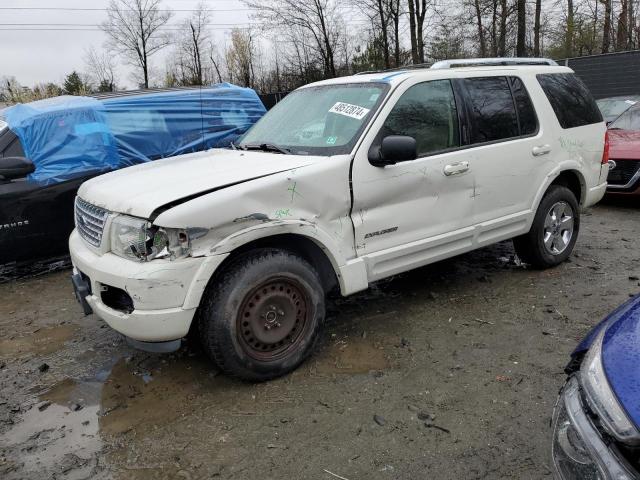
[153,155,358,290]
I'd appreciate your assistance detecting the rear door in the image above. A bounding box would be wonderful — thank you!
[455,74,546,239]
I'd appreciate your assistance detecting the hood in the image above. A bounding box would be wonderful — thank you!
[78,149,321,218]
[601,295,640,431]
[608,129,640,160]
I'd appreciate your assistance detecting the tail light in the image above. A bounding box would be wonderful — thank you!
[602,131,610,165]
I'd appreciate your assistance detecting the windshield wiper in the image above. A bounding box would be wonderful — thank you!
[240,143,291,154]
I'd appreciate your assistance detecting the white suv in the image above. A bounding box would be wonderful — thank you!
[70,58,609,380]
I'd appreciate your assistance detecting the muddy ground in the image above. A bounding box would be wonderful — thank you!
[1,200,639,480]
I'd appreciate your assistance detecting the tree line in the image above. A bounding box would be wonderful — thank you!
[1,0,639,104]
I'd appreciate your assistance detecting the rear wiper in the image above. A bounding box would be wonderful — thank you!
[240,143,291,154]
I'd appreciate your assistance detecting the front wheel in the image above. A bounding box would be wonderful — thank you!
[513,185,580,269]
[199,249,325,381]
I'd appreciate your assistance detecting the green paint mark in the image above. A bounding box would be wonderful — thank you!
[287,182,302,202]
[274,208,292,219]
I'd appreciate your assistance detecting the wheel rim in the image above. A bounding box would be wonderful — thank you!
[236,277,310,361]
[543,201,574,255]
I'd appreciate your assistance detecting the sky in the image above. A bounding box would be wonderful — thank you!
[0,0,253,89]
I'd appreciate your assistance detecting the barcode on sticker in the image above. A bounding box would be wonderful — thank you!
[329,102,370,120]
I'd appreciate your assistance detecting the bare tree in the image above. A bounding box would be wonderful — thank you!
[407,0,429,63]
[534,0,542,55]
[226,28,256,87]
[616,0,629,49]
[245,0,342,78]
[101,0,172,88]
[354,0,391,68]
[516,0,526,55]
[178,3,209,85]
[388,0,402,65]
[84,47,118,92]
[209,42,224,84]
[601,0,612,52]
[473,0,488,56]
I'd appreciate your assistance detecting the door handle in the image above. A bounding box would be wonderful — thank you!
[532,144,552,156]
[443,161,469,176]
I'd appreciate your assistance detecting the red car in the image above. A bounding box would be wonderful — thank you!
[607,104,640,195]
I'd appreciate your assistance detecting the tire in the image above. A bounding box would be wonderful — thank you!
[513,185,580,269]
[199,249,325,381]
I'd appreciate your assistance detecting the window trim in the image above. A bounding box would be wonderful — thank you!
[455,75,540,150]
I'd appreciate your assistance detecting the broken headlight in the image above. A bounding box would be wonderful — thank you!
[109,215,190,261]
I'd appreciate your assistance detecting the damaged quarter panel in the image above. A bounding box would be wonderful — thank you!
[153,154,355,271]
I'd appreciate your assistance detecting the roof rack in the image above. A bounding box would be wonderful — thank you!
[430,57,558,69]
[354,62,432,76]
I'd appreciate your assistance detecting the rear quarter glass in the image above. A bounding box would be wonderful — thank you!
[536,73,603,129]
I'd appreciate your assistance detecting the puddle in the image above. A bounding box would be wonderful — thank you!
[0,324,77,358]
[1,375,103,479]
[313,336,390,374]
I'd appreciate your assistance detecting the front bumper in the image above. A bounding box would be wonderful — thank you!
[552,377,636,480]
[69,229,228,342]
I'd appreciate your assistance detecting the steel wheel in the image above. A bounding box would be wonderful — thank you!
[543,201,574,255]
[236,277,310,361]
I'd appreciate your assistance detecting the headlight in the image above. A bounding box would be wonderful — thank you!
[552,378,603,479]
[109,215,190,261]
[580,327,640,444]
[552,377,635,480]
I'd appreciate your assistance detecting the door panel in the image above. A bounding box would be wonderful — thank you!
[351,79,476,263]
[458,75,548,226]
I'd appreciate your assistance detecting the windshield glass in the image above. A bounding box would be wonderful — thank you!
[597,97,639,119]
[239,83,389,155]
[609,105,640,131]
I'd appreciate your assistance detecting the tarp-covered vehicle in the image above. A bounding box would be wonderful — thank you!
[0,84,266,266]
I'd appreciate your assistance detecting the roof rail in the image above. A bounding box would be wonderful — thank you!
[353,62,432,76]
[430,57,558,69]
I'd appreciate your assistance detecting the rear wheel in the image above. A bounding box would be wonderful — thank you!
[513,185,580,268]
[199,249,325,381]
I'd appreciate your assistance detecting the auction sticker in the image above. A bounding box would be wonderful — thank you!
[329,102,370,120]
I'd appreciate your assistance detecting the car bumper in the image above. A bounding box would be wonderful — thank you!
[606,182,640,196]
[551,377,636,480]
[69,229,228,342]
[584,181,608,208]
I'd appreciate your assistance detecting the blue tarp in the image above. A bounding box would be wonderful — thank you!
[3,83,266,185]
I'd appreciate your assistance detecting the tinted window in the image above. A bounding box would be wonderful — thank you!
[537,73,602,129]
[381,80,460,156]
[509,77,538,135]
[463,77,519,143]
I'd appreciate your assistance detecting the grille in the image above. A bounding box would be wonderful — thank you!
[608,159,640,187]
[75,198,108,247]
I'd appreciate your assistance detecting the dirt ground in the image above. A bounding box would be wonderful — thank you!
[1,199,638,480]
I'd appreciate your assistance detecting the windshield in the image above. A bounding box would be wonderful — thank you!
[239,83,389,155]
[597,97,639,119]
[609,105,640,131]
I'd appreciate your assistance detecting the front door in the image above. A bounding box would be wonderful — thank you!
[350,78,477,281]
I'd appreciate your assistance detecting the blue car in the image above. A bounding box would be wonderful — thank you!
[552,295,640,479]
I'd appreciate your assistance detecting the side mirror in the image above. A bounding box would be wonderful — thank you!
[369,135,417,167]
[0,157,35,181]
